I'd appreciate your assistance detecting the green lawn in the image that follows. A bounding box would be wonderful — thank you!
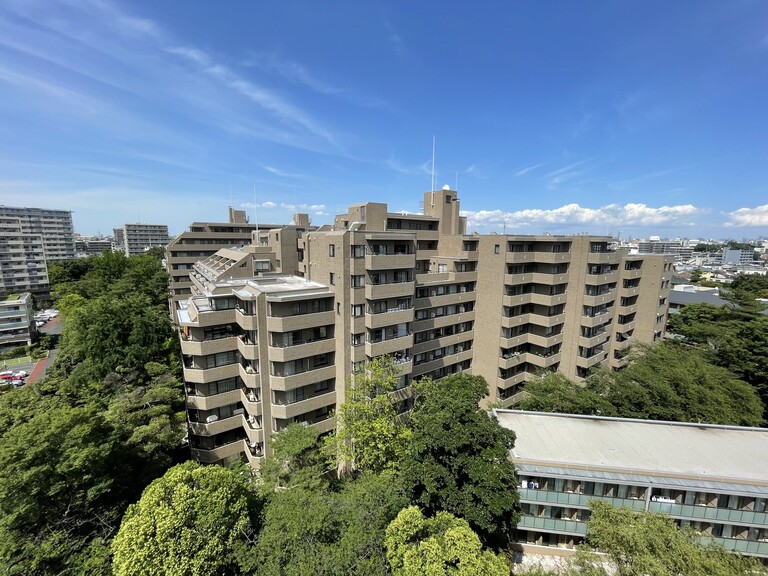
[2,356,33,367]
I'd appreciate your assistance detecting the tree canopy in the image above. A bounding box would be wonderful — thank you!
[385,506,509,576]
[520,343,763,427]
[324,356,413,474]
[112,461,261,576]
[399,373,520,544]
[580,501,766,576]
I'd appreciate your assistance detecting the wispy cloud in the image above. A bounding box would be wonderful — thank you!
[545,159,591,187]
[515,163,543,177]
[384,21,406,56]
[169,46,337,146]
[462,202,704,231]
[261,165,307,178]
[384,156,431,176]
[242,52,341,95]
[724,204,768,227]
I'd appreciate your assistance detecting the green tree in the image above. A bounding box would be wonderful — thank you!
[324,356,413,474]
[518,372,616,416]
[258,423,326,494]
[254,470,407,576]
[0,401,125,575]
[399,373,520,544]
[112,461,261,576]
[581,500,766,576]
[384,506,509,576]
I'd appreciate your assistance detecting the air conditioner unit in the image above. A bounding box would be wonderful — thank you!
[456,345,463,353]
[205,414,219,423]
[458,306,465,313]
[460,286,467,293]
[233,408,244,415]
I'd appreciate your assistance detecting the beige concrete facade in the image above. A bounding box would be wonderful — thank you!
[175,188,672,468]
[166,211,312,305]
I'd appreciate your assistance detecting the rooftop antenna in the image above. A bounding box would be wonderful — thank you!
[455,171,458,192]
[430,136,436,207]
[253,184,259,235]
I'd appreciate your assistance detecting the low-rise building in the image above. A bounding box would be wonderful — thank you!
[0,292,35,347]
[495,410,768,560]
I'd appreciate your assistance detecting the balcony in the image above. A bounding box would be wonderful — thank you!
[585,270,619,285]
[365,281,415,300]
[268,338,335,362]
[501,313,533,329]
[587,251,619,265]
[270,364,337,391]
[240,414,264,444]
[182,308,236,328]
[364,253,415,270]
[183,363,239,384]
[366,306,414,329]
[502,293,532,307]
[266,309,335,333]
[527,332,564,348]
[414,290,471,308]
[504,272,534,286]
[515,515,587,537]
[576,349,607,369]
[525,351,561,369]
[531,312,566,328]
[190,439,245,464]
[366,332,414,357]
[622,267,643,279]
[186,388,241,411]
[188,413,242,436]
[578,330,610,349]
[582,311,613,328]
[238,363,261,388]
[530,292,568,307]
[239,388,262,414]
[271,390,337,420]
[235,335,259,360]
[619,285,639,298]
[497,371,527,388]
[582,292,615,308]
[235,308,259,331]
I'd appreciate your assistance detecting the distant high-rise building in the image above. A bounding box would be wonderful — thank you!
[175,188,674,468]
[0,205,75,298]
[121,223,169,256]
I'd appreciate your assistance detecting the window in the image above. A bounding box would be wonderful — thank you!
[351,245,365,258]
[329,244,335,257]
[351,275,364,288]
[494,244,500,254]
[254,259,270,271]
[445,194,452,204]
[351,304,364,317]
[351,333,364,346]
[329,272,335,285]
[438,264,447,273]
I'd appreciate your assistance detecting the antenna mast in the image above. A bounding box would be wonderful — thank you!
[430,136,436,206]
[253,184,259,237]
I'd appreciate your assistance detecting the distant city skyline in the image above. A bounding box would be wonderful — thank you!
[1,1,767,238]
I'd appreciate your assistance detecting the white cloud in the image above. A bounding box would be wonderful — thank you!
[515,163,542,177]
[724,204,768,227]
[168,46,337,145]
[461,202,704,230]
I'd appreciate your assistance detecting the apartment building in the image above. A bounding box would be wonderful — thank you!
[175,187,673,466]
[0,206,75,261]
[0,292,35,347]
[0,216,49,298]
[166,208,311,305]
[177,247,336,467]
[637,238,694,262]
[75,237,114,256]
[495,410,768,560]
[121,223,169,256]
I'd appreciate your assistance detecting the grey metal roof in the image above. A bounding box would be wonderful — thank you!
[493,410,768,488]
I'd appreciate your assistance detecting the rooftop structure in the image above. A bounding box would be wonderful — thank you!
[495,410,768,559]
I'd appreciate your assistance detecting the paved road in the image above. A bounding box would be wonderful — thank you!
[26,317,62,384]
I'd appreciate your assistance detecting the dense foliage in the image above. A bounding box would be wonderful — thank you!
[112,462,260,576]
[520,342,764,426]
[400,373,521,544]
[385,506,509,576]
[0,250,185,575]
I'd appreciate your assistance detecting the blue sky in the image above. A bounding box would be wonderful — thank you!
[1,1,767,239]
